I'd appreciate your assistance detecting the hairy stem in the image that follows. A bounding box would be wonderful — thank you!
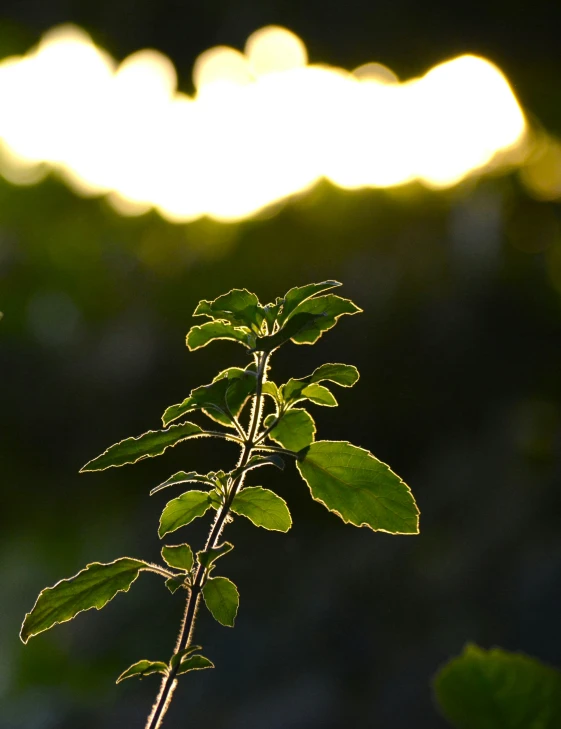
[145,352,269,729]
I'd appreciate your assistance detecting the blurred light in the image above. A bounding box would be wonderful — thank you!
[0,23,528,223]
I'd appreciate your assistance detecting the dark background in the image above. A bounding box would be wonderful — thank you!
[2,2,561,728]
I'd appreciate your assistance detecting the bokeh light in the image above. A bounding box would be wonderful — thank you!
[0,23,528,223]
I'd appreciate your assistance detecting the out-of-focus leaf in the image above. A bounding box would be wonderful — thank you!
[433,644,561,729]
[297,441,419,534]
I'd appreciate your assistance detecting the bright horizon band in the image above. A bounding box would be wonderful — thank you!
[0,24,528,223]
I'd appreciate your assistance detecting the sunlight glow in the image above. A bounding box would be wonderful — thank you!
[0,24,527,223]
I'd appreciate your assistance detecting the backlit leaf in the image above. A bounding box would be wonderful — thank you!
[116,660,168,683]
[80,422,204,472]
[265,409,316,452]
[278,281,342,325]
[170,645,202,669]
[161,544,194,572]
[150,471,216,496]
[202,576,239,627]
[165,576,185,594]
[20,558,150,643]
[256,312,324,352]
[197,542,234,570]
[186,321,255,351]
[297,441,419,534]
[282,363,359,406]
[159,491,212,538]
[232,487,292,532]
[194,288,264,331]
[176,654,215,676]
[289,295,362,344]
[434,644,561,729]
[300,383,337,407]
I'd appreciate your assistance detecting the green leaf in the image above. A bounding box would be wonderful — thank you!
[433,644,561,729]
[282,363,359,407]
[116,660,169,683]
[265,409,316,452]
[176,654,215,676]
[299,383,337,407]
[80,422,204,472]
[202,576,239,627]
[256,312,324,352]
[194,289,264,332]
[197,542,234,570]
[231,453,285,480]
[150,471,217,496]
[308,363,360,387]
[296,441,419,534]
[278,281,342,325]
[170,645,202,669]
[159,491,212,538]
[186,321,255,351]
[162,367,256,428]
[262,381,279,401]
[20,558,150,643]
[161,544,194,572]
[165,576,185,594]
[289,294,362,345]
[232,487,292,532]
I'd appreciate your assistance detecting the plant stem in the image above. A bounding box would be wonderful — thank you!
[145,352,269,729]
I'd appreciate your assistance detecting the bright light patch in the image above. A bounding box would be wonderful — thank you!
[0,24,527,223]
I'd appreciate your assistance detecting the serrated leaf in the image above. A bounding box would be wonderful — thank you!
[161,544,194,572]
[186,321,255,351]
[159,491,212,538]
[165,576,185,594]
[80,422,204,472]
[116,660,169,683]
[262,298,283,330]
[150,471,217,496]
[433,644,561,729]
[176,654,215,676]
[197,542,234,570]
[202,576,239,627]
[231,487,292,532]
[289,294,362,345]
[278,281,342,325]
[170,645,203,669]
[194,289,264,332]
[265,409,316,452]
[20,558,150,643]
[296,441,419,534]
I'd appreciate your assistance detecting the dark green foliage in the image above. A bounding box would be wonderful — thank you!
[434,644,561,729]
[21,281,419,729]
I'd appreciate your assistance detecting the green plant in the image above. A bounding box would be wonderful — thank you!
[433,644,561,729]
[20,281,420,728]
